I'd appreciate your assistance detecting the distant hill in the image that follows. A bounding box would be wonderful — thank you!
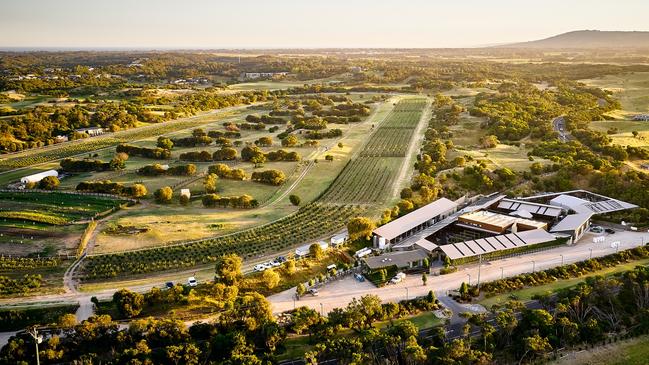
[501,30,649,49]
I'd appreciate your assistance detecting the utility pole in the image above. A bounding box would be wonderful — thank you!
[28,326,42,365]
[532,260,536,273]
[500,267,504,280]
[560,254,564,266]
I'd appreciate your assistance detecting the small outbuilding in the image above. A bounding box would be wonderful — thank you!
[21,170,59,184]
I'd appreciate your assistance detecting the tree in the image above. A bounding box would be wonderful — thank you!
[113,288,144,318]
[255,136,273,147]
[291,306,323,335]
[179,194,190,206]
[154,186,173,204]
[633,130,639,138]
[459,282,469,300]
[38,176,60,190]
[338,142,344,148]
[262,269,280,289]
[58,313,77,330]
[422,273,428,286]
[250,152,266,167]
[480,135,499,148]
[157,137,174,150]
[520,334,552,364]
[165,343,200,365]
[215,254,242,285]
[296,283,306,297]
[289,194,301,206]
[347,216,376,241]
[204,173,218,193]
[423,257,430,268]
[282,135,299,147]
[284,259,296,274]
[346,295,383,331]
[309,243,324,260]
[130,183,148,198]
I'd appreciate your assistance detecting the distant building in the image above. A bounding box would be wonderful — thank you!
[74,127,105,137]
[54,135,69,143]
[21,170,58,184]
[241,72,289,80]
[632,114,649,121]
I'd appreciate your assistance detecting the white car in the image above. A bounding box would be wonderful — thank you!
[254,264,267,272]
[187,277,198,287]
[309,288,319,296]
[269,261,281,267]
[390,272,406,284]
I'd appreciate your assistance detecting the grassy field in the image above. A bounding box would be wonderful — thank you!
[81,98,428,279]
[89,99,395,254]
[478,258,649,308]
[581,71,649,115]
[0,191,128,256]
[551,335,649,365]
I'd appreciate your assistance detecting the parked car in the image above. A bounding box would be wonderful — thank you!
[590,226,604,233]
[390,272,406,284]
[164,281,174,289]
[187,277,198,287]
[276,256,287,263]
[254,263,271,272]
[269,261,281,267]
[309,288,319,296]
[354,273,365,282]
[605,228,615,234]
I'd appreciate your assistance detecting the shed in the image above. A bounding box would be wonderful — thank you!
[330,233,347,246]
[21,170,58,184]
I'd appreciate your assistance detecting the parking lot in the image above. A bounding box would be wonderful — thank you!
[269,229,649,315]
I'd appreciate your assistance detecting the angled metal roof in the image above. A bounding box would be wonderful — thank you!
[497,198,563,218]
[550,213,593,232]
[439,229,557,260]
[373,197,458,240]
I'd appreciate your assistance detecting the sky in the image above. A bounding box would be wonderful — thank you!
[1,0,648,49]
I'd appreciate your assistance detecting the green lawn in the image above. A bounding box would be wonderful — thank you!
[581,71,649,115]
[551,335,649,365]
[479,258,649,308]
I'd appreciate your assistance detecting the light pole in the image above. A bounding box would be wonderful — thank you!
[405,287,409,301]
[589,247,593,260]
[532,260,536,273]
[320,303,324,316]
[560,254,564,266]
[476,255,482,289]
[466,273,471,286]
[28,326,42,365]
[500,267,504,280]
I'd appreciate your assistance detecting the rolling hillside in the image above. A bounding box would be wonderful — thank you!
[502,30,649,49]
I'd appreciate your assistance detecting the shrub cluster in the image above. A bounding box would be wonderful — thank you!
[116,144,170,159]
[202,193,258,209]
[251,169,286,185]
[208,164,246,180]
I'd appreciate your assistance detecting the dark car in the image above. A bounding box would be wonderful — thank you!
[165,282,174,289]
[276,256,287,263]
[605,228,615,234]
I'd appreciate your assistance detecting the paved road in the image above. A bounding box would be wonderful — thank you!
[552,116,571,142]
[268,230,649,315]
